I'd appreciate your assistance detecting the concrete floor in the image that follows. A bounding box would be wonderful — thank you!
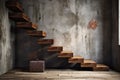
[0,69,120,80]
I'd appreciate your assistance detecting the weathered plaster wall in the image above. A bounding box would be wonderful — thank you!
[17,0,112,68]
[0,0,14,75]
[112,0,120,72]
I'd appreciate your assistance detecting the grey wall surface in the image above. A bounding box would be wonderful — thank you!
[0,0,14,75]
[17,0,112,68]
[112,0,120,72]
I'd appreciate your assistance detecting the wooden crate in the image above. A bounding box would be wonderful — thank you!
[29,60,45,72]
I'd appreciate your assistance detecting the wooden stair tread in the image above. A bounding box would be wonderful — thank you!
[38,39,54,45]
[69,56,84,63]
[58,51,73,58]
[61,51,73,53]
[83,59,96,63]
[48,46,63,52]
[16,22,37,30]
[9,13,30,22]
[27,30,46,37]
[81,59,96,68]
[6,1,23,12]
[93,64,109,71]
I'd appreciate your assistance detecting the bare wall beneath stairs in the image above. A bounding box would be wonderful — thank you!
[17,0,112,68]
[0,0,15,75]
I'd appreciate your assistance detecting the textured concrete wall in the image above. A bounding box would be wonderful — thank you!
[0,0,14,75]
[112,0,120,72]
[17,0,112,68]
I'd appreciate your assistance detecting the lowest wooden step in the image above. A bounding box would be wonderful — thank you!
[9,13,30,22]
[27,30,46,37]
[38,39,54,45]
[16,22,37,30]
[58,51,73,58]
[48,46,63,52]
[6,1,23,12]
[81,59,96,68]
[68,56,84,63]
[93,64,109,71]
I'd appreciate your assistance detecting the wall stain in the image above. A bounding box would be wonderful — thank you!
[58,0,69,8]
[64,11,79,28]
[32,0,41,23]
[63,32,71,45]
[75,26,78,39]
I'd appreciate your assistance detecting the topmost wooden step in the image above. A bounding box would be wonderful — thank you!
[6,1,23,12]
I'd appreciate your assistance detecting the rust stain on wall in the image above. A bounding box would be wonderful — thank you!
[88,19,97,30]
[88,19,97,29]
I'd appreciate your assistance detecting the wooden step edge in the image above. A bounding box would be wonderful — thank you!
[58,51,73,58]
[16,22,37,30]
[27,30,46,37]
[68,56,84,63]
[81,59,96,68]
[37,39,54,45]
[42,32,47,37]
[48,46,63,52]
[93,64,109,71]
[6,1,23,12]
[9,13,30,22]
[32,23,38,29]
[22,13,30,22]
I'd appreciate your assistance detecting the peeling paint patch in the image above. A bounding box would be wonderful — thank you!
[63,32,71,47]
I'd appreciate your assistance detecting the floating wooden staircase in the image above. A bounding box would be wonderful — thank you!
[6,1,109,71]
